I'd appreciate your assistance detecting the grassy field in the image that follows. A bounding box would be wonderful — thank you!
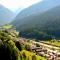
[3,24,12,29]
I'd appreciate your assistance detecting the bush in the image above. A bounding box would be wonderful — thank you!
[0,30,20,60]
[36,43,40,47]
[32,55,36,60]
[25,44,32,51]
[15,41,22,51]
[22,52,26,60]
[0,40,20,60]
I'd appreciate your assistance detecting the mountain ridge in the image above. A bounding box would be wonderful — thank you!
[12,5,60,31]
[14,0,60,20]
[12,5,60,39]
[0,5,14,26]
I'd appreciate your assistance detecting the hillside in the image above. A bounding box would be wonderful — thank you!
[0,25,46,60]
[0,5,14,26]
[12,5,60,39]
[12,0,60,26]
[0,25,60,60]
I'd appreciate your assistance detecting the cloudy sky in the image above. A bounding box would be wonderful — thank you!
[0,0,42,12]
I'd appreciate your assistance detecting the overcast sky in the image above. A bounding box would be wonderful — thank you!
[0,0,42,12]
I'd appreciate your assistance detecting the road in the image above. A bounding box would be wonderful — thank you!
[33,41,60,53]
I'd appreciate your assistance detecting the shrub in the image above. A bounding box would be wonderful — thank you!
[32,55,36,60]
[0,30,20,60]
[25,44,32,51]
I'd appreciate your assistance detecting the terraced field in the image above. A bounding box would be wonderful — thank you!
[44,40,60,47]
[20,50,46,60]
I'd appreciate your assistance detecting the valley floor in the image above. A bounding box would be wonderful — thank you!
[0,25,60,60]
[17,37,60,60]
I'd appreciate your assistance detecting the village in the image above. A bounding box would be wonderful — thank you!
[16,37,60,60]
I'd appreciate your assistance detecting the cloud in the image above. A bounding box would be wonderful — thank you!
[0,0,42,12]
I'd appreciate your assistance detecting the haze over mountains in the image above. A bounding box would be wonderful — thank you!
[12,0,60,31]
[0,5,14,26]
[12,0,60,39]
[12,5,60,31]
[13,0,60,19]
